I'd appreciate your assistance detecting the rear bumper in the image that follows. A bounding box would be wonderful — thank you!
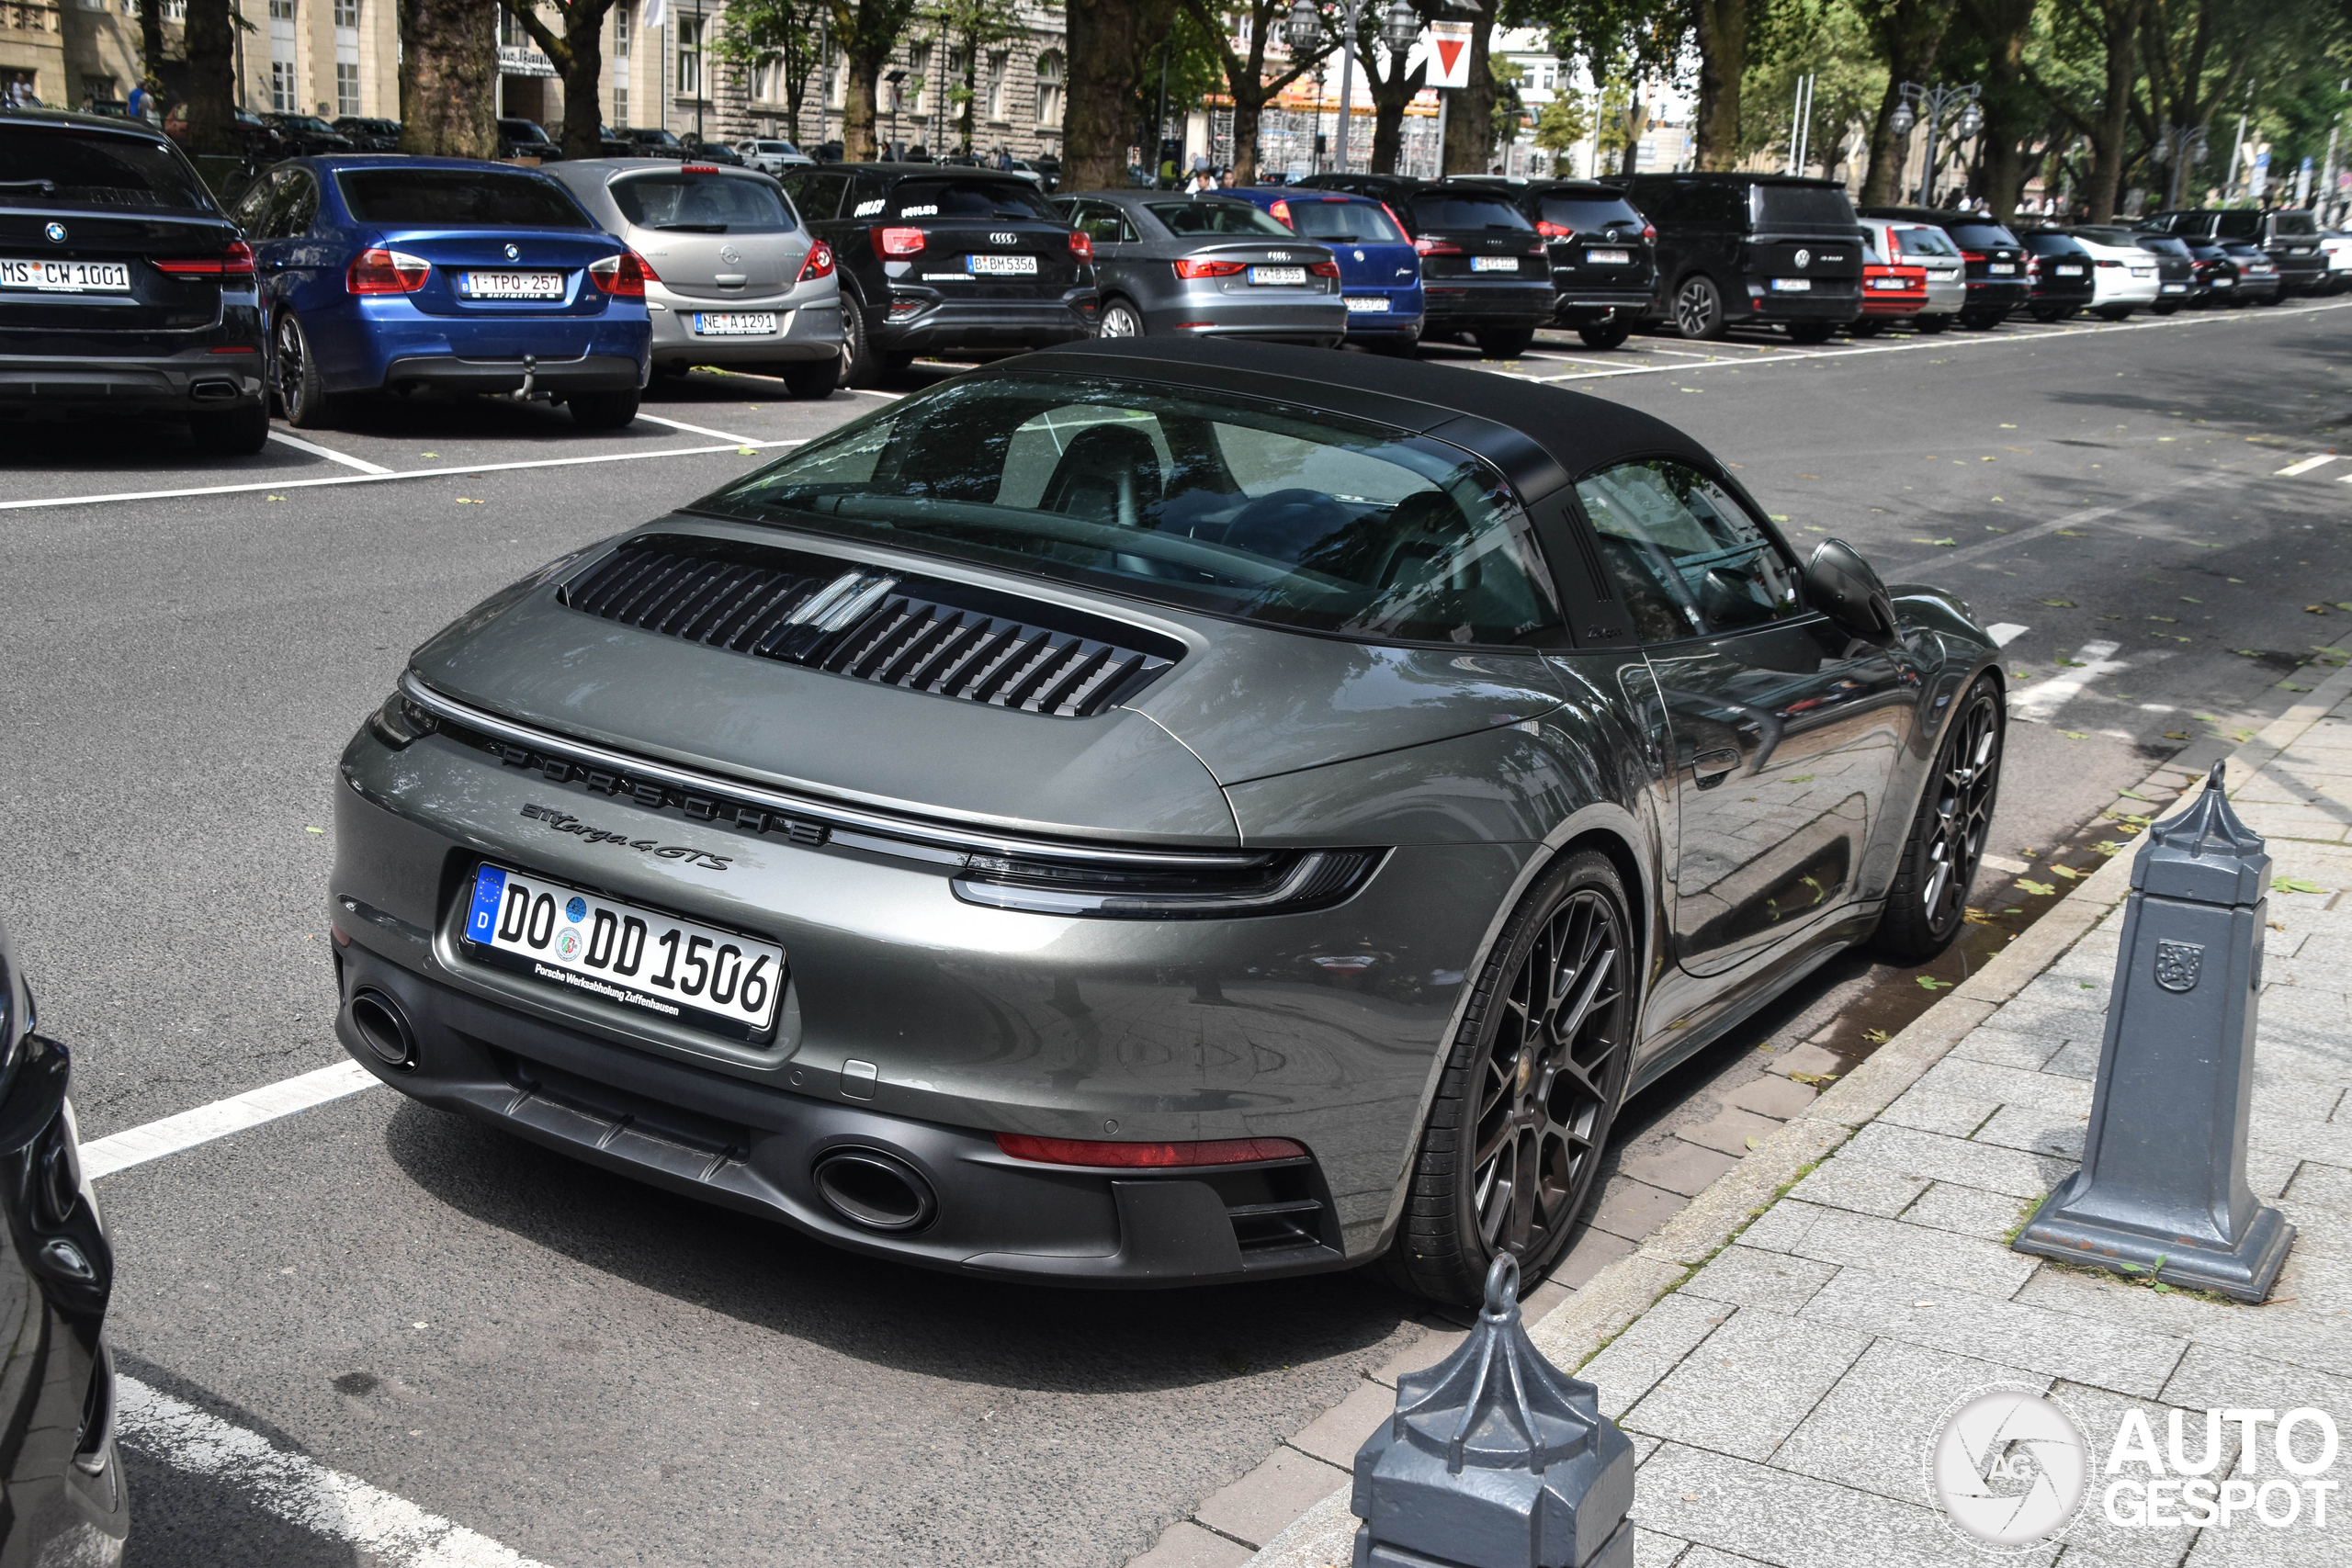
[875,293,1099,357]
[0,345,266,414]
[2273,260,2328,292]
[648,290,842,364]
[1421,282,1555,330]
[1737,286,1860,321]
[383,353,645,394]
[1142,292,1349,346]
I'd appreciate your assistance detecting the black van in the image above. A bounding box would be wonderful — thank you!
[1857,207,2029,329]
[1295,173,1555,357]
[1617,173,1861,342]
[2138,209,2326,297]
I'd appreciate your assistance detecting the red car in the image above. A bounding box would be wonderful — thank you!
[1851,245,1928,335]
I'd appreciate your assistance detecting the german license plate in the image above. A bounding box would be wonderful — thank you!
[2162,283,2187,292]
[1344,296,1391,312]
[1249,265,1306,285]
[2054,265,2083,276]
[693,311,778,335]
[462,270,565,299]
[2212,277,2233,288]
[0,257,131,292]
[967,254,1036,275]
[463,863,784,1040]
[1770,277,1811,292]
[1471,255,1518,272]
[1585,248,1630,265]
[1987,263,2017,275]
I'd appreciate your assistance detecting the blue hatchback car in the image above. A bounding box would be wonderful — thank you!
[1224,186,1423,352]
[229,156,652,430]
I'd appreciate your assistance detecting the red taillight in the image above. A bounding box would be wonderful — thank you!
[2095,257,2120,268]
[1173,257,1247,278]
[1270,198,1293,227]
[876,226,925,257]
[209,344,259,353]
[994,1133,1307,1168]
[1961,250,1986,263]
[1069,229,1093,262]
[2026,257,2041,280]
[587,249,656,297]
[1380,203,1409,241]
[154,240,258,277]
[346,247,432,294]
[681,164,720,173]
[1308,258,1340,277]
[1642,223,1657,242]
[1535,220,1571,238]
[797,240,835,281]
[1414,236,1464,255]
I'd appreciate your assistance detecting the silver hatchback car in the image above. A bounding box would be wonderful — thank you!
[1856,216,1965,331]
[546,159,843,397]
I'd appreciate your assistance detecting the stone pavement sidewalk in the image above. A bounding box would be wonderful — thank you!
[1210,661,2352,1568]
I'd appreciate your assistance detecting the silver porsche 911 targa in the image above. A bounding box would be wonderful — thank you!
[332,340,2003,1303]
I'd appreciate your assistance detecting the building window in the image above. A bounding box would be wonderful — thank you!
[613,4,628,56]
[613,85,628,127]
[269,0,294,17]
[909,41,929,116]
[500,6,527,47]
[751,54,784,106]
[82,73,117,104]
[336,61,359,115]
[271,60,297,111]
[334,0,357,24]
[1035,50,1063,129]
[677,17,702,97]
[984,51,1007,122]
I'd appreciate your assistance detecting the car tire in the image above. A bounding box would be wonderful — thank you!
[2153,299,2180,315]
[1785,320,1835,344]
[884,349,918,371]
[1849,318,1883,337]
[1097,298,1146,338]
[839,294,883,388]
[1368,335,1419,356]
[1874,674,2004,962]
[1914,313,1951,333]
[1389,849,1637,1306]
[1577,321,1632,350]
[272,311,335,429]
[1958,310,2002,331]
[1671,274,1725,340]
[568,389,640,429]
[187,401,269,456]
[2259,290,2287,307]
[1474,326,1536,359]
[781,356,839,400]
[2029,302,2064,322]
[2097,305,2132,321]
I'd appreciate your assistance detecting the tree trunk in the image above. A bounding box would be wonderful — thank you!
[1963,0,2037,224]
[960,39,977,153]
[514,2,616,160]
[1691,0,1747,172]
[1066,0,1176,189]
[1440,3,1498,175]
[1368,59,1420,174]
[1859,0,1950,205]
[1230,96,1264,185]
[843,66,879,160]
[1619,87,1644,178]
[140,0,167,94]
[183,0,236,154]
[2086,0,2137,221]
[400,0,499,156]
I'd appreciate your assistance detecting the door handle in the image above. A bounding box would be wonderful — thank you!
[1691,747,1740,788]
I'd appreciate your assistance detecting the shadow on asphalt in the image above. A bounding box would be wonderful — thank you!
[378,1099,1416,1393]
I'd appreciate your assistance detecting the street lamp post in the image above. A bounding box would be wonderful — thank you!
[2148,122,2209,210]
[1283,0,1420,175]
[1888,81,1983,207]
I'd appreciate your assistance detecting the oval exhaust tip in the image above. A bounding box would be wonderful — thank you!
[812,1149,936,1233]
[348,989,417,1068]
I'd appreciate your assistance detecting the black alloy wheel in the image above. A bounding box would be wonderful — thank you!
[1876,675,2004,960]
[1393,851,1635,1305]
[273,311,332,429]
[1672,274,1724,340]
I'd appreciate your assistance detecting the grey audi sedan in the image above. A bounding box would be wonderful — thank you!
[1056,192,1349,346]
[332,341,2003,1303]
[544,159,842,396]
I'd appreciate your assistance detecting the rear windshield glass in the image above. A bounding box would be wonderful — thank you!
[1755,185,1856,227]
[2134,235,2190,256]
[1944,221,2019,251]
[613,174,794,231]
[1538,196,1643,232]
[0,127,213,213]
[1889,225,1960,257]
[886,179,1056,221]
[2270,211,2318,236]
[2023,233,2081,254]
[1408,194,1532,231]
[1147,200,1292,237]
[337,168,591,228]
[499,119,552,142]
[1281,198,1403,243]
[702,374,1563,647]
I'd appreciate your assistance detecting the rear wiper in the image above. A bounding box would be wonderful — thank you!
[0,178,56,195]
[655,222,728,231]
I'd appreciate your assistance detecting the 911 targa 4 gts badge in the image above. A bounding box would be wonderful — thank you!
[519,804,732,870]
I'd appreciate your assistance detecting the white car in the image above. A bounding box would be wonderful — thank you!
[2320,231,2352,295]
[735,139,813,176]
[2064,230,2162,319]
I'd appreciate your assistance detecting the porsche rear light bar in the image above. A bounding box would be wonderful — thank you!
[994,1134,1307,1168]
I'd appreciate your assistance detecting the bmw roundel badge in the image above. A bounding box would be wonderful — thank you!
[504,243,520,260]
[44,222,66,243]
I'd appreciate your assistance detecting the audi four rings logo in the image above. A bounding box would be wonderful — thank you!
[989,231,1018,245]
[44,222,66,243]
[504,243,521,260]
[1794,248,1812,268]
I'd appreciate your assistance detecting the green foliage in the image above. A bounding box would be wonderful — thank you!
[1739,0,1885,174]
[1532,91,1591,153]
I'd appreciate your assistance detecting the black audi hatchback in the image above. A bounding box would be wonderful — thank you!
[1295,174,1554,357]
[780,164,1098,384]
[1478,177,1656,348]
[1858,207,2027,329]
[0,107,268,454]
[1619,172,1861,343]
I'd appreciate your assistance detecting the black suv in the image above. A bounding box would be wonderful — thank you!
[496,118,561,162]
[1470,177,1655,348]
[616,126,690,162]
[1295,174,1553,357]
[258,111,355,157]
[1621,173,1861,342]
[778,164,1097,384]
[333,116,401,152]
[0,108,268,453]
[2139,209,2326,297]
[1857,207,2027,329]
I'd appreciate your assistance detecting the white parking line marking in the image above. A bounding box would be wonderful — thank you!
[2012,639,2127,725]
[0,438,804,514]
[266,431,394,475]
[2277,454,2341,477]
[119,1376,549,1568]
[1985,622,2030,647]
[78,1061,380,1179]
[852,387,907,400]
[636,411,758,445]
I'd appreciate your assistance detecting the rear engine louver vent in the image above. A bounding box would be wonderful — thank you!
[560,536,1182,719]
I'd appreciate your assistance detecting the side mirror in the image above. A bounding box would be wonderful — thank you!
[1804,538,1898,645]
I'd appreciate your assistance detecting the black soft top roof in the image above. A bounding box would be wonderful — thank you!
[1018,339,1717,495]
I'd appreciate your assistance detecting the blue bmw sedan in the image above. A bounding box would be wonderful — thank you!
[230,157,652,430]
[1224,186,1424,353]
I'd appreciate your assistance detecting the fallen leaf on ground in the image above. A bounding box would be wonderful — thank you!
[2050,864,2084,879]
[2017,879,2059,897]
[2041,598,2077,608]
[2307,605,2332,615]
[1917,976,1954,990]
[2273,876,2327,895]
[2062,730,2087,740]
[2164,731,2191,739]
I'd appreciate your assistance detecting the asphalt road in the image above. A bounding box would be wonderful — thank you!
[4,299,2348,1567]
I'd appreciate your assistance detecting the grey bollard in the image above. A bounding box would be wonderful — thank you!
[2012,761,2294,1302]
[1351,1256,1634,1568]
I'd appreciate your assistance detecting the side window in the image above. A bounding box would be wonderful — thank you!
[232,171,281,233]
[276,171,320,237]
[846,175,888,220]
[1070,200,1125,245]
[1573,460,1801,644]
[787,171,843,220]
